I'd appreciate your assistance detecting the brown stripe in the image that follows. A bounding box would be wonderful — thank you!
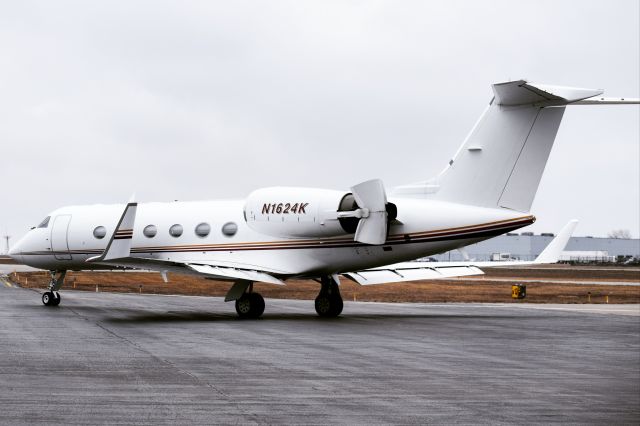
[19,216,534,256]
[132,215,535,252]
[131,217,534,253]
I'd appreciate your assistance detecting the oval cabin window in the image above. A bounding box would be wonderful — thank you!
[221,222,238,237]
[143,225,157,238]
[195,222,210,237]
[93,226,107,239]
[169,224,183,237]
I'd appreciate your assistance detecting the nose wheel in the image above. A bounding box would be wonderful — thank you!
[42,291,61,306]
[42,270,66,307]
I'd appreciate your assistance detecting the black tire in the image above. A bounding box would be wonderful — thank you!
[235,294,252,318]
[42,292,53,306]
[332,294,343,316]
[52,292,61,306]
[315,294,343,317]
[249,293,265,318]
[235,293,265,319]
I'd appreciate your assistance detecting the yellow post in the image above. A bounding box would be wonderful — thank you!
[605,294,609,304]
[96,284,98,292]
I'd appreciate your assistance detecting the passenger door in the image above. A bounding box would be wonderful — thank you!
[50,215,72,260]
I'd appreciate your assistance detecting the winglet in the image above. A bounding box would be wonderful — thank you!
[87,200,138,263]
[533,220,578,264]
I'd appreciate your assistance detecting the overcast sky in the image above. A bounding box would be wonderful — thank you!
[0,0,638,249]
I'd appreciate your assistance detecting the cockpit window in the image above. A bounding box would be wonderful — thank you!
[37,216,51,228]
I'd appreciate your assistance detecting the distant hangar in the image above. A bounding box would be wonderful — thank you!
[431,234,640,262]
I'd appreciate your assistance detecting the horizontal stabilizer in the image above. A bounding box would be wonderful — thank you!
[493,80,603,106]
[573,97,640,105]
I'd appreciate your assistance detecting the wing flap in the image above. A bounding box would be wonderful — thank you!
[92,256,286,285]
[188,264,284,285]
[343,265,483,285]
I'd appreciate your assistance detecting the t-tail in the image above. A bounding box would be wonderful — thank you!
[393,80,639,212]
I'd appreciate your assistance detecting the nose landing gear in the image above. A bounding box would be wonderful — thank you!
[42,291,61,306]
[315,275,343,317]
[42,270,66,307]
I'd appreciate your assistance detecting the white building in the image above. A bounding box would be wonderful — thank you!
[430,234,640,262]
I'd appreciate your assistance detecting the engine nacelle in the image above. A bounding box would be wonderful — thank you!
[244,187,357,239]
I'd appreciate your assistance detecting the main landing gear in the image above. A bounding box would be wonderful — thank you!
[315,275,343,318]
[42,270,66,307]
[227,276,343,318]
[227,281,265,319]
[235,292,265,319]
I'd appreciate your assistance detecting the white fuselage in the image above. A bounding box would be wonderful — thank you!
[10,196,534,278]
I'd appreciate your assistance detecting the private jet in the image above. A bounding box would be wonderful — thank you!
[8,80,638,318]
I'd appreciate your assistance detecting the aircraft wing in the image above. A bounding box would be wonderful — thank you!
[92,256,287,285]
[342,220,577,285]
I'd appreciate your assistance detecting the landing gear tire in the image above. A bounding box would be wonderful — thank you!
[42,291,60,307]
[235,292,265,319]
[315,275,344,317]
[315,294,343,317]
[333,295,343,316]
[43,270,66,307]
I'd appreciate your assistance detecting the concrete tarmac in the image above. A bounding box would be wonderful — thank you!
[0,282,638,424]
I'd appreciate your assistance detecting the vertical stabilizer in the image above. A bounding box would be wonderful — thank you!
[393,80,607,212]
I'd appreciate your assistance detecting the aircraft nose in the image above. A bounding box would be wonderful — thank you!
[7,238,23,263]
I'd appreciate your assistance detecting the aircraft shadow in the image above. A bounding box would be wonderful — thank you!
[100,309,533,324]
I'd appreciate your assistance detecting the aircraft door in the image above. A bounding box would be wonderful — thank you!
[50,214,72,260]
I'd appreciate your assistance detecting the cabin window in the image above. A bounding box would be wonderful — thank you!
[93,226,107,239]
[169,224,183,237]
[221,222,237,237]
[143,225,157,238]
[37,216,51,228]
[195,222,210,237]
